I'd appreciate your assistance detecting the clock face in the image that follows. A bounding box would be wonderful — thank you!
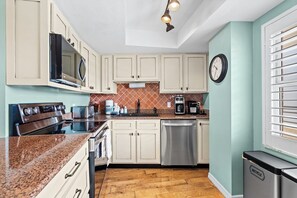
[210,57,223,81]
[209,54,228,83]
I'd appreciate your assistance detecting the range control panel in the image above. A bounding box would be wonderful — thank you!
[17,103,66,123]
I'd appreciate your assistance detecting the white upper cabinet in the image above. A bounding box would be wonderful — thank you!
[160,55,183,93]
[160,54,208,93]
[137,55,160,81]
[102,55,117,94]
[113,55,137,82]
[50,3,69,38]
[113,55,160,82]
[183,54,208,93]
[6,0,51,85]
[68,28,80,52]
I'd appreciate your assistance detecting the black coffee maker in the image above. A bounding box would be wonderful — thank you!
[187,101,200,114]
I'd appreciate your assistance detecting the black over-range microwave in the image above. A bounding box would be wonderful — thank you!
[50,33,86,87]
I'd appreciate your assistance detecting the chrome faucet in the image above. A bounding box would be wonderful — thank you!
[136,99,140,113]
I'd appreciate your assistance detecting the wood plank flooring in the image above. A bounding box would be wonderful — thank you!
[98,168,224,198]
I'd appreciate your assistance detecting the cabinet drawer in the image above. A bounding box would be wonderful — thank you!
[37,142,89,198]
[112,120,136,130]
[57,160,89,198]
[137,120,160,130]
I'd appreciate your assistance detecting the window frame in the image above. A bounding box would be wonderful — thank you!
[262,5,297,158]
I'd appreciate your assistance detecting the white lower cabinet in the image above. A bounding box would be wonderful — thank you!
[197,119,209,164]
[111,120,160,164]
[37,142,89,198]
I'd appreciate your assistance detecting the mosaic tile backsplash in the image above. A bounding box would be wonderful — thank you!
[90,83,204,114]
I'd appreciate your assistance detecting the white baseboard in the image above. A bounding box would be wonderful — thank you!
[208,173,243,198]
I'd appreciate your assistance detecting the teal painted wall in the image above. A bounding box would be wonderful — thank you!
[230,22,253,195]
[0,0,90,137]
[209,24,232,193]
[209,22,253,195]
[0,0,5,137]
[253,0,297,164]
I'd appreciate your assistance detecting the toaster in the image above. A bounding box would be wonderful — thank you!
[71,106,95,119]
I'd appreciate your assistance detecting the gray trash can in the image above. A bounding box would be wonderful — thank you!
[282,168,297,198]
[243,151,296,198]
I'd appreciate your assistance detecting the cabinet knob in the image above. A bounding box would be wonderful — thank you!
[71,43,75,47]
[200,123,202,126]
[132,75,135,78]
[137,133,140,136]
[67,38,71,43]
[129,133,133,136]
[107,87,111,90]
[181,87,183,90]
[137,75,140,78]
[186,87,189,90]
[90,86,94,89]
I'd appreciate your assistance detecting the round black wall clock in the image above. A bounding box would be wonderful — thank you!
[209,54,228,83]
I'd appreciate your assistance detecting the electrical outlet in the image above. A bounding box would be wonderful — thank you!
[167,101,171,108]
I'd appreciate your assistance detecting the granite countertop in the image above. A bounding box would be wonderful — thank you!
[92,114,209,121]
[0,134,91,198]
[78,113,209,122]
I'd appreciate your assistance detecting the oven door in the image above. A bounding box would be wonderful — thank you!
[89,128,108,198]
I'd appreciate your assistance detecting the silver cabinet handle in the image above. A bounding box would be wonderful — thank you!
[65,161,81,179]
[74,189,82,198]
[162,123,194,127]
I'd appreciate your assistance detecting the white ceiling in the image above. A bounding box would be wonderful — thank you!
[53,0,284,54]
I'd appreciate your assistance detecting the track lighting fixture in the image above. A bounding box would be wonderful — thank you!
[168,0,180,11]
[161,0,180,32]
[166,23,174,32]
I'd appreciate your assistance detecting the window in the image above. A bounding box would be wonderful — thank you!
[262,6,297,157]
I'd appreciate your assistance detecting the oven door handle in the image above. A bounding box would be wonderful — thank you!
[95,136,106,145]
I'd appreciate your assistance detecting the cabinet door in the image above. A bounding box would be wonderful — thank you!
[88,50,97,91]
[101,56,117,93]
[51,3,69,38]
[136,120,160,164]
[160,55,183,93]
[184,54,208,93]
[113,55,136,82]
[112,130,136,164]
[137,55,160,81]
[6,0,50,85]
[197,120,209,164]
[68,28,80,52]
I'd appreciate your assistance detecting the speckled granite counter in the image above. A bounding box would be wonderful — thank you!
[0,134,91,198]
[78,113,209,122]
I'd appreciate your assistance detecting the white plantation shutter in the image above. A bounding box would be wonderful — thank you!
[263,6,297,157]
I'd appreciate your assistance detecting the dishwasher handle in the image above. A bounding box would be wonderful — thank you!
[162,123,194,127]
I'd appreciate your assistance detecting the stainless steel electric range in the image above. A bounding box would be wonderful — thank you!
[9,102,110,198]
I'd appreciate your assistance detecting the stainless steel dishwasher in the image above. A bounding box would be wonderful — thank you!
[161,120,197,166]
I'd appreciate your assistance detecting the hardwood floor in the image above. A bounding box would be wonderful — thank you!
[98,168,224,198]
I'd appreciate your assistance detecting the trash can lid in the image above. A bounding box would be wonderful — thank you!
[243,151,296,175]
[282,169,297,183]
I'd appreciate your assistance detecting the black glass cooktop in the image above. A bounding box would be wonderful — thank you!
[27,121,106,135]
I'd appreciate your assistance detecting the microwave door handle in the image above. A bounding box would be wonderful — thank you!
[78,58,86,82]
